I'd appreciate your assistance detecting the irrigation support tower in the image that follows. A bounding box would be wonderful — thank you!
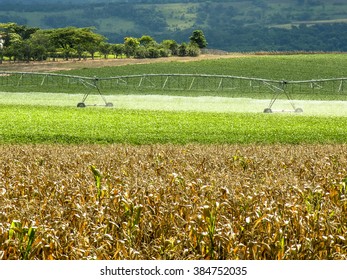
[0,71,346,112]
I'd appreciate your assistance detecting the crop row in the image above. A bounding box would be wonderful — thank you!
[1,105,347,145]
[0,144,346,259]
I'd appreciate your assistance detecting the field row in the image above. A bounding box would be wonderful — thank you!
[1,144,346,259]
[1,104,347,144]
[1,54,346,103]
[1,72,346,101]
[61,54,347,80]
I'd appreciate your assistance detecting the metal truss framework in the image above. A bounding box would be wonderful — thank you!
[0,71,346,112]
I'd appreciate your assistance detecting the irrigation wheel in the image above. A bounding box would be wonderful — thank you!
[295,108,303,113]
[106,102,113,107]
[77,102,86,108]
[263,108,273,113]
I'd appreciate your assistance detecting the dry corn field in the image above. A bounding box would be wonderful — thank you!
[0,144,346,260]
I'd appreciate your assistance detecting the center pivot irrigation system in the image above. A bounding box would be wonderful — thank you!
[0,71,346,113]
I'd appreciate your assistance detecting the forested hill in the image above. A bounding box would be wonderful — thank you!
[1,0,347,52]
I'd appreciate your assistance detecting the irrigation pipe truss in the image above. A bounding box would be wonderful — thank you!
[0,71,346,113]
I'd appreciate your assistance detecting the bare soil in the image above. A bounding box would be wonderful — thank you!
[0,54,249,72]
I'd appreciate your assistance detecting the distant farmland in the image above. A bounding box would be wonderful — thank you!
[0,53,346,260]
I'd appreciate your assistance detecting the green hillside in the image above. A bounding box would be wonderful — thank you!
[1,0,347,51]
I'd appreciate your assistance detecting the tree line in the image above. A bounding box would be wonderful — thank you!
[0,23,207,63]
[1,1,346,53]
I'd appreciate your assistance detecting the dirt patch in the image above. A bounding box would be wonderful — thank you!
[0,53,251,72]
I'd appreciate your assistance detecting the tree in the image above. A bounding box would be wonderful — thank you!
[186,42,201,57]
[49,27,78,60]
[112,44,125,58]
[0,35,4,64]
[178,43,187,56]
[139,35,155,48]
[189,30,207,49]
[0,23,38,41]
[147,46,160,58]
[28,30,53,61]
[134,46,148,59]
[49,27,105,60]
[77,28,105,60]
[4,33,25,61]
[124,37,140,58]
[0,23,39,62]
[99,42,111,59]
[161,39,178,56]
[159,47,170,57]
